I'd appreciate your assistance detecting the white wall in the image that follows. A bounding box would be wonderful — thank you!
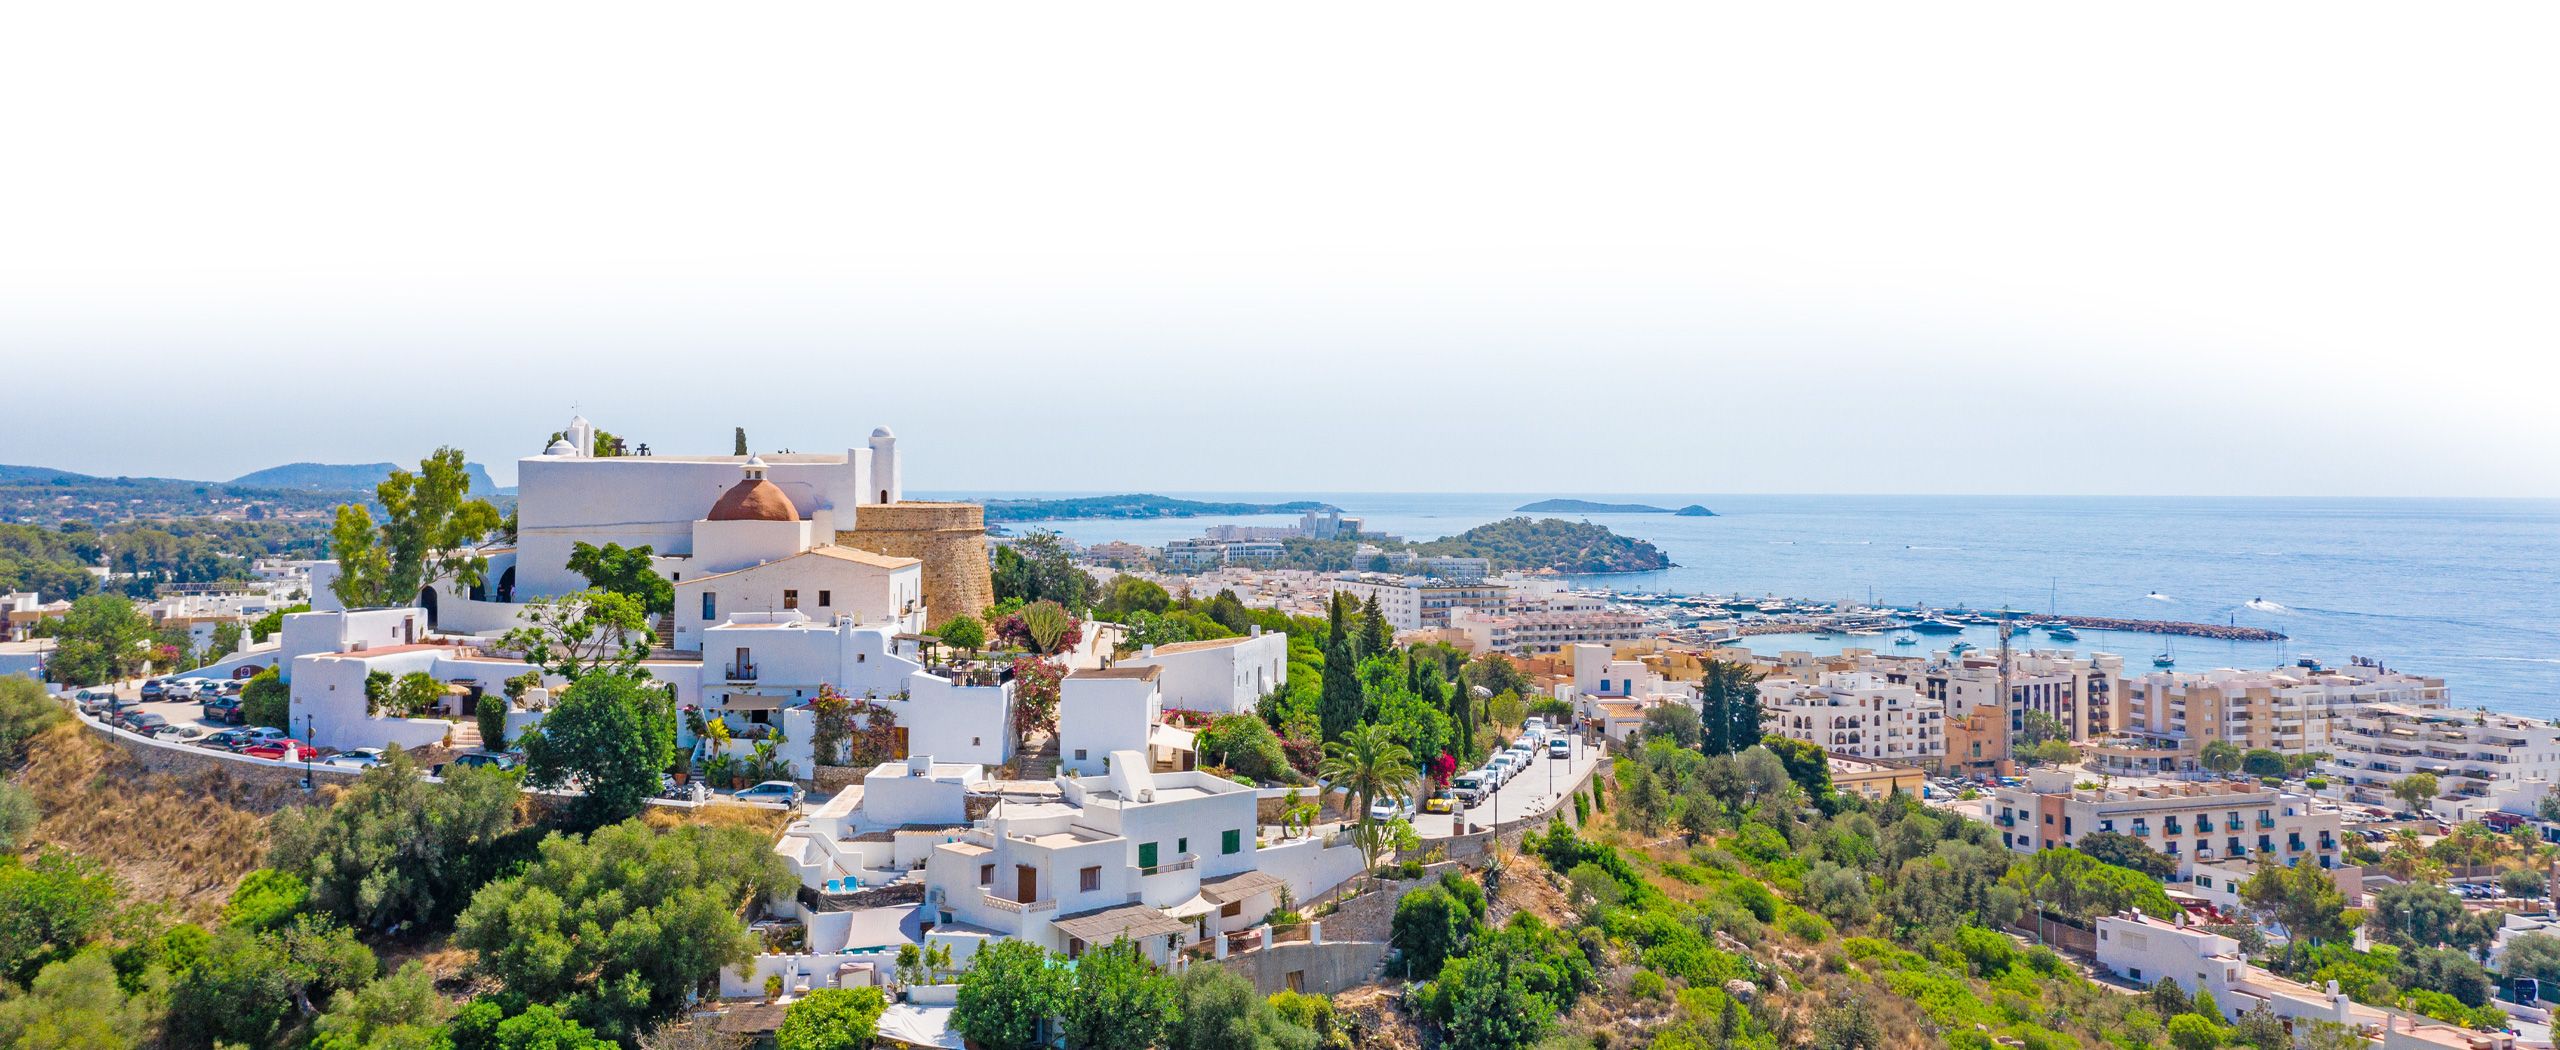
[1060,676,1159,776]
[1120,630,1288,716]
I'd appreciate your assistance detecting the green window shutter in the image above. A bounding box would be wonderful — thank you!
[1222,829,1241,855]
[1177,837,1189,855]
[1138,842,1158,869]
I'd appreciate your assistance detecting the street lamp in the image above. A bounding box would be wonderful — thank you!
[300,713,315,794]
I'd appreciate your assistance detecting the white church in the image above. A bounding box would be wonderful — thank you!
[262,418,1054,769]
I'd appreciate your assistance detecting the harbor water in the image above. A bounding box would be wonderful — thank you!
[921,492,2560,718]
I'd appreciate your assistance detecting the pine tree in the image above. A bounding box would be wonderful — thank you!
[734,427,748,455]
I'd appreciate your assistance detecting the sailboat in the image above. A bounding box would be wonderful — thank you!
[2153,644,2177,668]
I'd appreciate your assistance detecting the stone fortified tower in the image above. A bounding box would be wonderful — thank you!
[842,501,993,624]
[836,426,989,622]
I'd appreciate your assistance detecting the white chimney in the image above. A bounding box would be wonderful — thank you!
[1142,644,1155,658]
[1250,625,1262,637]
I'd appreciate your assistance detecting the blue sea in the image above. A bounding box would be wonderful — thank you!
[915,492,2560,718]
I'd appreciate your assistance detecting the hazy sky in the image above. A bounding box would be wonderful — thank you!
[4,2,2553,496]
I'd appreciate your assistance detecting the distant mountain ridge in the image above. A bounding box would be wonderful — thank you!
[230,461,503,496]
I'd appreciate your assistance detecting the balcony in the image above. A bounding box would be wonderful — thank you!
[981,891,1058,914]
[1995,814,2016,827]
[1141,854,1198,877]
[725,662,758,683]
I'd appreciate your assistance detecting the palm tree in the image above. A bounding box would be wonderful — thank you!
[1318,724,1418,832]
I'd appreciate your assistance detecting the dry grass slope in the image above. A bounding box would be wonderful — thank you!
[14,722,292,921]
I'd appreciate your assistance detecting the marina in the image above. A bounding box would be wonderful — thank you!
[1580,590,2290,643]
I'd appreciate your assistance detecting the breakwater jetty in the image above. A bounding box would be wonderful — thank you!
[2046,615,2285,641]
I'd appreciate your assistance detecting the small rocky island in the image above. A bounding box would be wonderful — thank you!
[1674,504,1716,517]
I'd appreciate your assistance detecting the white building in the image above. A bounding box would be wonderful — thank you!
[695,614,1017,772]
[775,755,985,896]
[1059,667,1194,777]
[923,758,1297,966]
[1418,557,1489,583]
[1994,769,2344,871]
[1329,574,1509,631]
[1758,671,1945,765]
[1446,606,1647,656]
[2094,911,2509,1049]
[1115,628,1289,717]
[672,544,924,651]
[2320,704,2560,820]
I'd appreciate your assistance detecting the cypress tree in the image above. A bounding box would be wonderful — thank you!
[1320,634,1364,742]
[733,427,748,455]
[1358,594,1393,658]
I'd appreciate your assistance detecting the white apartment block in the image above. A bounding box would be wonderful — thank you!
[2104,662,2454,777]
[1758,671,1945,765]
[1904,650,2120,742]
[1446,606,1647,656]
[2320,704,2560,820]
[1418,556,1489,582]
[1330,573,1509,631]
[1994,769,2344,870]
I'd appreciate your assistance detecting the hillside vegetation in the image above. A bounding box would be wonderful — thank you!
[16,721,285,923]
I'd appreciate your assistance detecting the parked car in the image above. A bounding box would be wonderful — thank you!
[73,690,118,715]
[243,739,319,762]
[1522,716,1547,735]
[444,752,522,773]
[155,725,211,745]
[137,679,166,700]
[200,696,244,724]
[116,711,169,734]
[1422,792,1455,814]
[1368,797,1408,822]
[1451,773,1485,806]
[322,747,387,769]
[732,781,804,806]
[200,728,255,751]
[1548,737,1572,759]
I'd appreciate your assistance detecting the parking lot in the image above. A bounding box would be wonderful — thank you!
[1412,731,1602,839]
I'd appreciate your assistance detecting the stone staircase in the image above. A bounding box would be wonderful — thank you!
[448,718,484,752]
[1012,734,1061,780]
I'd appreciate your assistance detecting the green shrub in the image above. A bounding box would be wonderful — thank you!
[1630,969,1668,1000]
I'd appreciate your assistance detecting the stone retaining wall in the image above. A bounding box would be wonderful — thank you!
[89,719,362,789]
[1215,940,1390,997]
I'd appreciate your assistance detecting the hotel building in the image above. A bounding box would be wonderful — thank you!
[1994,769,2343,870]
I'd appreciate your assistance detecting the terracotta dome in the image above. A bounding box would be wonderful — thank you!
[707,458,798,522]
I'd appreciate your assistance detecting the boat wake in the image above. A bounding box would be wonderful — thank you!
[2244,598,2289,613]
[2143,591,2175,602]
[1905,545,1962,551]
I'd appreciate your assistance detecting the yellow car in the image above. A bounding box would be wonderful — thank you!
[1422,793,1455,814]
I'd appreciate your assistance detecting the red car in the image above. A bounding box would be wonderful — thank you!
[243,739,319,762]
